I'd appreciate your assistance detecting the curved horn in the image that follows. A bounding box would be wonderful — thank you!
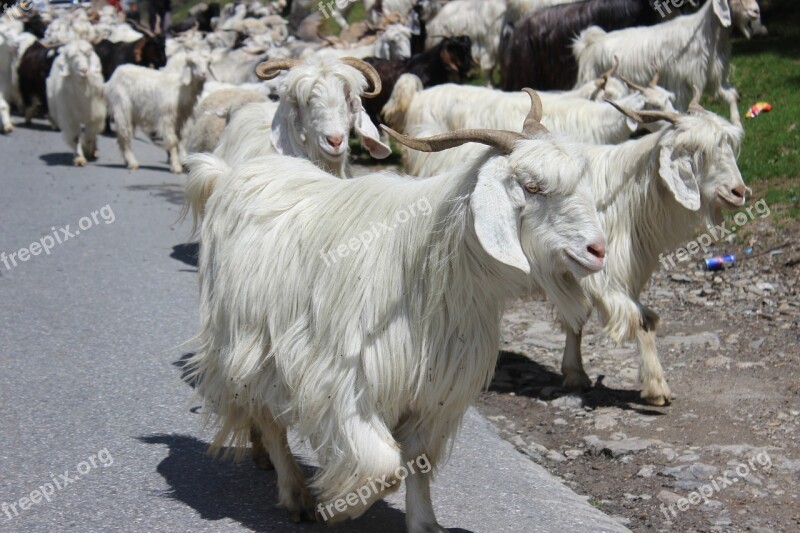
[521,88,548,135]
[381,125,525,155]
[688,85,704,114]
[255,58,301,80]
[649,68,660,88]
[604,98,680,125]
[595,55,619,88]
[128,19,155,38]
[617,73,648,94]
[340,57,382,98]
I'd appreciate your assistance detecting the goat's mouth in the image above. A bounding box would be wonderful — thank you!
[564,249,604,275]
[716,190,746,208]
[319,143,347,159]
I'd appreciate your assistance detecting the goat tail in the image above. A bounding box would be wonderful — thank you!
[381,73,424,131]
[572,25,607,61]
[180,153,231,238]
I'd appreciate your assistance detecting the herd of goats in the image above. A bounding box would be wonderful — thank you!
[0,0,769,529]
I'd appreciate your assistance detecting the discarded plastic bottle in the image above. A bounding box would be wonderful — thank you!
[704,255,736,271]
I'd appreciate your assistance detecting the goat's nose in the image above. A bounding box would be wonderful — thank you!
[587,241,606,260]
[326,135,344,149]
[731,185,747,199]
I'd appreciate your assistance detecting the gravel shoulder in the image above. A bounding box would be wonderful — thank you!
[475,218,800,531]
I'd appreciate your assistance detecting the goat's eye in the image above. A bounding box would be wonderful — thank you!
[523,180,540,194]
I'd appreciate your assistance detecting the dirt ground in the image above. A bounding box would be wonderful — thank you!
[474,215,800,531]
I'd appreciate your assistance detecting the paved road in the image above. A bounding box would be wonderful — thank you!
[0,121,629,533]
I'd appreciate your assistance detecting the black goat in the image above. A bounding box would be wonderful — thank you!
[17,41,58,123]
[500,0,662,91]
[364,35,474,126]
[93,33,167,82]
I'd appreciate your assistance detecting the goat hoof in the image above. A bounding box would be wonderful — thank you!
[562,372,592,392]
[251,452,273,471]
[2,125,11,133]
[127,163,139,171]
[641,380,671,406]
[73,156,87,167]
[284,488,316,523]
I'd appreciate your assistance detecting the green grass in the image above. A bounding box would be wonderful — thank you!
[705,0,800,219]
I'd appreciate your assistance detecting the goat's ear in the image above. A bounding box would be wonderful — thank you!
[269,105,300,156]
[471,164,530,274]
[354,109,391,159]
[658,145,701,211]
[181,64,192,85]
[712,0,732,27]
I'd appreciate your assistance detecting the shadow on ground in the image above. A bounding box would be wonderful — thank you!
[171,242,199,268]
[124,183,185,205]
[139,433,418,533]
[490,351,665,416]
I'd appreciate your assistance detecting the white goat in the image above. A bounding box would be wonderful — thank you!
[185,87,268,154]
[383,74,653,177]
[573,0,762,125]
[185,90,606,530]
[556,96,750,406]
[105,51,211,173]
[45,40,106,166]
[0,25,21,133]
[183,55,392,229]
[426,0,506,79]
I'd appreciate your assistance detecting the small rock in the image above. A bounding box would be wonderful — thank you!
[510,435,527,448]
[757,282,775,292]
[657,489,682,505]
[594,413,618,430]
[637,465,656,478]
[662,448,677,461]
[546,450,567,462]
[704,355,732,369]
[677,453,701,462]
[584,435,660,458]
[551,394,584,409]
[670,273,693,283]
[749,337,766,350]
[564,449,584,459]
[709,510,732,527]
[552,418,568,426]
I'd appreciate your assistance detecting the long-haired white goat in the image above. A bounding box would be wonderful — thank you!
[573,0,762,124]
[555,94,750,406]
[184,55,392,230]
[105,50,211,173]
[383,73,659,177]
[45,40,107,166]
[185,90,607,531]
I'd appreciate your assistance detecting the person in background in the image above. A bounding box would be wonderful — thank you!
[147,0,170,33]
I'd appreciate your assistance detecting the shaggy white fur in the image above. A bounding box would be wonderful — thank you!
[45,40,106,166]
[557,104,748,406]
[105,50,211,173]
[185,118,606,529]
[573,0,762,124]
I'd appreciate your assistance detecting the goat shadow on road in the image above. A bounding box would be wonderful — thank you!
[39,152,76,166]
[137,433,474,533]
[491,350,666,416]
[171,242,199,268]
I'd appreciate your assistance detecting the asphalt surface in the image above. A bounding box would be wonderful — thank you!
[0,120,629,533]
